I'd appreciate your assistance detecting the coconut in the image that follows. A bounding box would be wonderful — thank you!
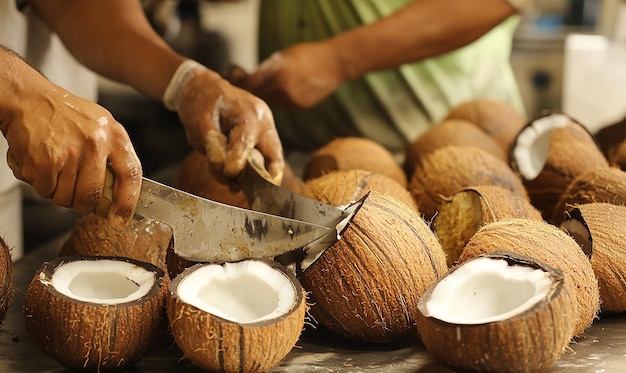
[458,218,599,337]
[509,113,609,219]
[560,203,626,313]
[417,251,576,373]
[609,139,626,170]
[593,115,626,161]
[24,255,168,371]
[408,145,528,221]
[59,213,173,273]
[403,118,507,177]
[303,137,407,187]
[0,236,13,325]
[550,167,626,225]
[298,192,447,343]
[166,259,305,372]
[299,169,418,211]
[433,185,543,267]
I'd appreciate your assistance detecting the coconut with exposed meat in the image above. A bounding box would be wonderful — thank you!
[166,259,305,372]
[24,255,168,371]
[417,251,575,373]
[0,236,13,325]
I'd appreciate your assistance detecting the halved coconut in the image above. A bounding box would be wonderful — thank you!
[0,236,13,325]
[166,259,305,372]
[458,218,599,337]
[24,255,168,371]
[59,213,173,273]
[550,166,626,225]
[303,137,407,187]
[445,98,527,154]
[509,113,609,218]
[417,251,575,373]
[433,185,542,267]
[403,118,507,177]
[299,169,418,211]
[298,192,447,343]
[560,203,626,313]
[408,145,528,221]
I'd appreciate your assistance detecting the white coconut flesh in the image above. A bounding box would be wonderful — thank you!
[50,260,156,305]
[513,113,569,180]
[424,258,554,324]
[560,219,593,257]
[176,260,296,324]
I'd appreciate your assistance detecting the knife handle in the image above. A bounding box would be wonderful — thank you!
[93,167,114,219]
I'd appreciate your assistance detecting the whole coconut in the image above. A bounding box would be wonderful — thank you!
[298,192,447,343]
[0,236,13,325]
[458,218,599,337]
[303,137,407,187]
[609,139,626,171]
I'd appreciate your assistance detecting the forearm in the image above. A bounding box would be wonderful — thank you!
[329,0,518,80]
[28,0,187,101]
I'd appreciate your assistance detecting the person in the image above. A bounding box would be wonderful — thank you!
[0,0,284,221]
[237,0,532,162]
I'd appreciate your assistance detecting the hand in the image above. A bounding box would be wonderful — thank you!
[1,79,142,220]
[174,65,285,183]
[240,41,346,109]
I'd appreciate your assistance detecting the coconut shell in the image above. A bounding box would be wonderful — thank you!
[303,137,407,187]
[560,203,626,313]
[166,260,306,372]
[510,114,609,219]
[445,98,527,154]
[551,167,626,225]
[458,218,599,337]
[408,145,528,221]
[299,192,447,343]
[59,213,173,273]
[299,169,418,211]
[609,139,626,171]
[24,255,168,371]
[594,115,626,160]
[0,237,14,326]
[434,185,543,267]
[417,251,576,373]
[403,118,507,177]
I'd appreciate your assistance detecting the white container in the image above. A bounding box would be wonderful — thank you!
[0,138,19,194]
[0,186,23,262]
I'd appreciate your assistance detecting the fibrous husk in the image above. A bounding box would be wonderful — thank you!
[509,113,609,219]
[445,98,527,155]
[417,251,576,373]
[433,185,542,267]
[59,213,173,274]
[303,137,407,187]
[299,169,418,211]
[458,218,599,337]
[609,139,626,171]
[0,236,14,326]
[408,145,528,221]
[298,192,447,343]
[594,115,626,161]
[403,118,507,177]
[551,166,626,225]
[24,255,168,371]
[166,259,306,373]
[560,203,626,313]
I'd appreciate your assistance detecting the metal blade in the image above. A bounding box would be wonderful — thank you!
[135,177,331,263]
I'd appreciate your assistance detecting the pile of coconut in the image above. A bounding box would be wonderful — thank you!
[20,99,626,372]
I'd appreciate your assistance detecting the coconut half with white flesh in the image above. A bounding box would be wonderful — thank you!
[560,203,626,313]
[166,259,306,373]
[510,113,609,218]
[417,251,576,373]
[24,255,168,371]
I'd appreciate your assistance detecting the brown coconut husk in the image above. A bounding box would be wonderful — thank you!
[551,167,626,225]
[609,139,626,171]
[403,118,507,178]
[0,237,14,326]
[594,115,626,160]
[445,98,527,154]
[298,192,447,343]
[434,185,543,267]
[458,218,599,337]
[299,169,418,211]
[409,145,528,222]
[303,137,407,187]
[560,203,626,313]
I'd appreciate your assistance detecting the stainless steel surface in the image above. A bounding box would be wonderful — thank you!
[2,236,626,372]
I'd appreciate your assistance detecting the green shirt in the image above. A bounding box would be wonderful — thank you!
[258,0,525,158]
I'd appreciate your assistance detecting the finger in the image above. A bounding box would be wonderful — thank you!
[241,53,282,91]
[106,151,142,220]
[72,159,107,215]
[203,129,228,172]
[255,132,285,184]
[222,124,255,179]
[50,164,78,209]
[23,159,57,199]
